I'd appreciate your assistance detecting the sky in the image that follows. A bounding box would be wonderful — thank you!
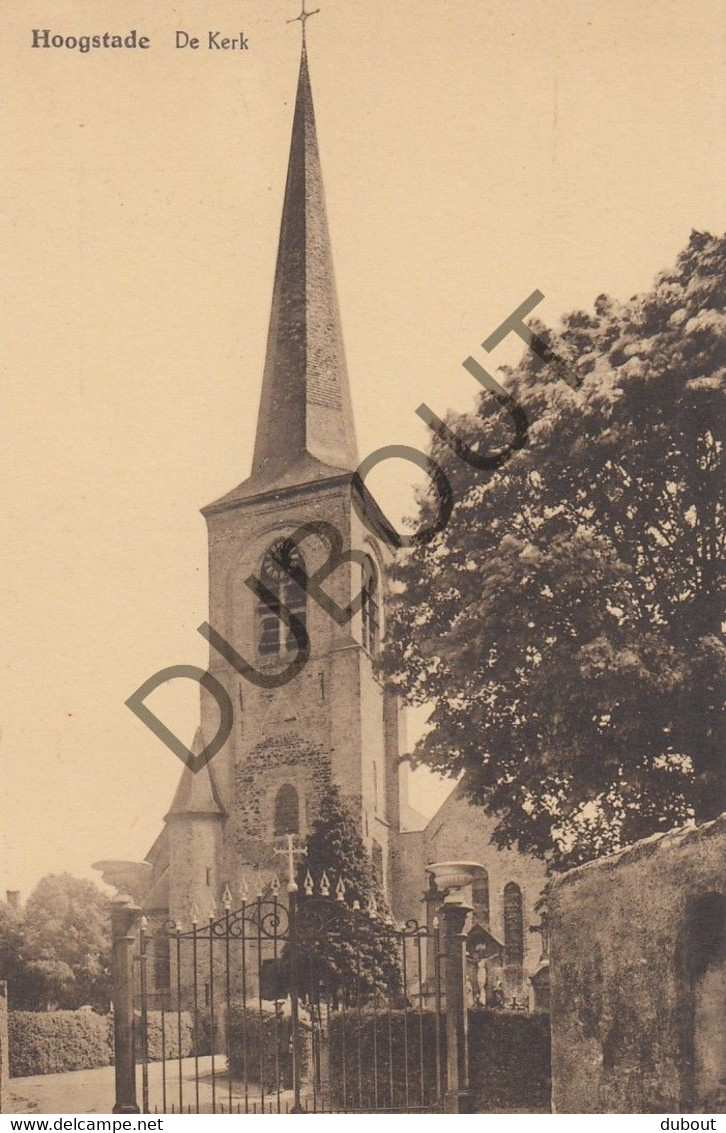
[1,0,724,899]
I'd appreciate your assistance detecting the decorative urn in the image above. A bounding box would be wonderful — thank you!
[426,861,486,903]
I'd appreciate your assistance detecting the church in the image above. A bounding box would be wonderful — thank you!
[98,39,548,1009]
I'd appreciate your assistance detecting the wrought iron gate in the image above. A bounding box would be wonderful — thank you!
[120,880,451,1114]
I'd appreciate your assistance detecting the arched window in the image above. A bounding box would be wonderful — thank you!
[257,538,307,656]
[503,882,524,966]
[472,871,490,926]
[274,784,300,836]
[361,557,380,655]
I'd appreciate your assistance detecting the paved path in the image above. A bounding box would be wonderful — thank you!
[6,1058,295,1115]
[7,1062,117,1115]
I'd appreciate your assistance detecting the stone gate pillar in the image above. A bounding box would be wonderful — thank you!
[440,899,472,1114]
[111,898,141,1114]
[0,981,9,1114]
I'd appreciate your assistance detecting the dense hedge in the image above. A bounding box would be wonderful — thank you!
[228,1003,289,1089]
[327,1008,551,1113]
[227,1003,309,1090]
[9,1004,550,1109]
[328,1008,440,1111]
[139,1012,192,1062]
[138,1010,217,1062]
[9,1010,112,1078]
[469,1009,551,1113]
[10,1008,217,1077]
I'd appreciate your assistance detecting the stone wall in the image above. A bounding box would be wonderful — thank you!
[549,815,726,1114]
[0,982,9,1113]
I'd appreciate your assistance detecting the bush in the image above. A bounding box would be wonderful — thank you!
[468,1009,551,1112]
[193,1009,221,1057]
[136,1010,219,1062]
[328,1008,440,1111]
[10,1006,226,1078]
[9,1010,112,1078]
[227,1003,306,1091]
[326,1008,551,1112]
[139,1011,192,1062]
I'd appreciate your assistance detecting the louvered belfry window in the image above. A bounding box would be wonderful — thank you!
[257,538,307,656]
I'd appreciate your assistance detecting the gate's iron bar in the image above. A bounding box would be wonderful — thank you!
[175,926,183,1113]
[340,975,348,1111]
[386,976,394,1108]
[207,911,217,1113]
[353,912,363,1111]
[256,896,265,1111]
[307,954,317,1114]
[131,954,139,1109]
[416,928,425,1105]
[192,921,200,1113]
[240,899,249,1113]
[401,932,410,1111]
[160,987,167,1114]
[324,982,333,1114]
[272,894,281,1112]
[224,902,233,1114]
[433,917,443,1105]
[287,887,303,1113]
[139,920,149,1114]
[372,986,379,1110]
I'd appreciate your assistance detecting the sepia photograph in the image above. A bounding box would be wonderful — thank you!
[1,0,724,1120]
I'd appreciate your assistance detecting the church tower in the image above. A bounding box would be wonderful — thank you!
[165,42,404,920]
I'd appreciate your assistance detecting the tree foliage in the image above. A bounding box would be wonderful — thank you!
[294,785,403,999]
[0,901,25,997]
[383,231,725,869]
[0,874,111,1009]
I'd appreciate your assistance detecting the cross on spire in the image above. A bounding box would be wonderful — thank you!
[288,0,320,43]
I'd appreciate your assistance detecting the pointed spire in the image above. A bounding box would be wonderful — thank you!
[249,43,359,489]
[165,729,226,821]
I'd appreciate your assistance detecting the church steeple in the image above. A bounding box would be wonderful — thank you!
[249,42,358,491]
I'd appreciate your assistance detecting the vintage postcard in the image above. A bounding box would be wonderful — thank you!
[1,0,724,1120]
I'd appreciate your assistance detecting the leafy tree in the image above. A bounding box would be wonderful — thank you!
[293,785,403,1000]
[18,874,112,1009]
[383,231,725,869]
[0,900,26,1003]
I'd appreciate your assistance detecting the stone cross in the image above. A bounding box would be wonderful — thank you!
[274,833,307,889]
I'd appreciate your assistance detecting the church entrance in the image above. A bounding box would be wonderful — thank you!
[122,885,449,1114]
